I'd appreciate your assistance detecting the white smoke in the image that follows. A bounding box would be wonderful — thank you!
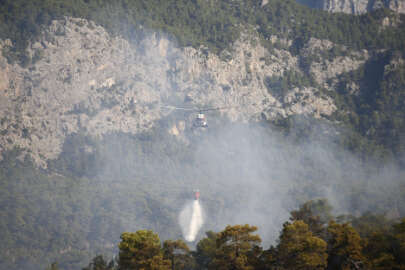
[179,200,204,242]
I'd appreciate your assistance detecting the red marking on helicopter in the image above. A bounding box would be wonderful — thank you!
[195,190,200,200]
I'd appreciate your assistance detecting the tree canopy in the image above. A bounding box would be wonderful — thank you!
[118,231,170,270]
[79,201,405,270]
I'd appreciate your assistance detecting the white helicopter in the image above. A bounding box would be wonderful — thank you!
[195,112,208,128]
[162,105,240,129]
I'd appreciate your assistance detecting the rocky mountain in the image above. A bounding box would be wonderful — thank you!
[3,16,398,168]
[0,17,353,167]
[295,0,405,14]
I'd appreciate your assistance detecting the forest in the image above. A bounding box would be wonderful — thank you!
[1,0,405,61]
[2,121,405,270]
[74,199,405,270]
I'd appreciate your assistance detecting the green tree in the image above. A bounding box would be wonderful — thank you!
[211,224,262,270]
[290,199,333,238]
[82,255,115,270]
[194,231,218,270]
[326,221,365,270]
[392,218,405,268]
[118,230,170,270]
[163,239,194,270]
[351,214,400,270]
[277,220,328,270]
[46,262,59,270]
[366,232,397,270]
[257,246,279,270]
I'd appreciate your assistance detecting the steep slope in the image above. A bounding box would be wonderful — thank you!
[2,15,403,166]
[0,17,341,167]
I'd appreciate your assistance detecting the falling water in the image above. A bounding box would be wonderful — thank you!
[179,200,204,242]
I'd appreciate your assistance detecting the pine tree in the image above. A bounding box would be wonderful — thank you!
[327,221,365,270]
[118,230,170,270]
[211,224,262,270]
[277,220,328,270]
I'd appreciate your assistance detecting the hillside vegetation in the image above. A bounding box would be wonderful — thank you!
[0,1,404,270]
[1,0,405,61]
[78,199,405,270]
[2,122,405,270]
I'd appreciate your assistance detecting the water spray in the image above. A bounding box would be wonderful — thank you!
[179,192,204,242]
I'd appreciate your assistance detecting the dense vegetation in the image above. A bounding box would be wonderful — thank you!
[317,50,405,164]
[1,0,405,64]
[74,199,405,270]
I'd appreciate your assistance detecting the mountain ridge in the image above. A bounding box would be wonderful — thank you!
[0,17,342,167]
[1,14,404,166]
[295,0,405,14]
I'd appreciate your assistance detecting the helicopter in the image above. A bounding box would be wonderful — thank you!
[194,112,208,128]
[192,106,234,128]
[162,105,241,129]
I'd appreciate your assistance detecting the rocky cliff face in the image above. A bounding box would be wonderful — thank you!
[296,0,405,14]
[0,17,393,167]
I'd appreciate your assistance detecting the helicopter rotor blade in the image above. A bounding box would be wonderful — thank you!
[160,105,196,111]
[161,103,257,112]
[198,105,246,112]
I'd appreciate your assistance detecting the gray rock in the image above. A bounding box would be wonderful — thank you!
[296,0,405,14]
[1,17,394,167]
